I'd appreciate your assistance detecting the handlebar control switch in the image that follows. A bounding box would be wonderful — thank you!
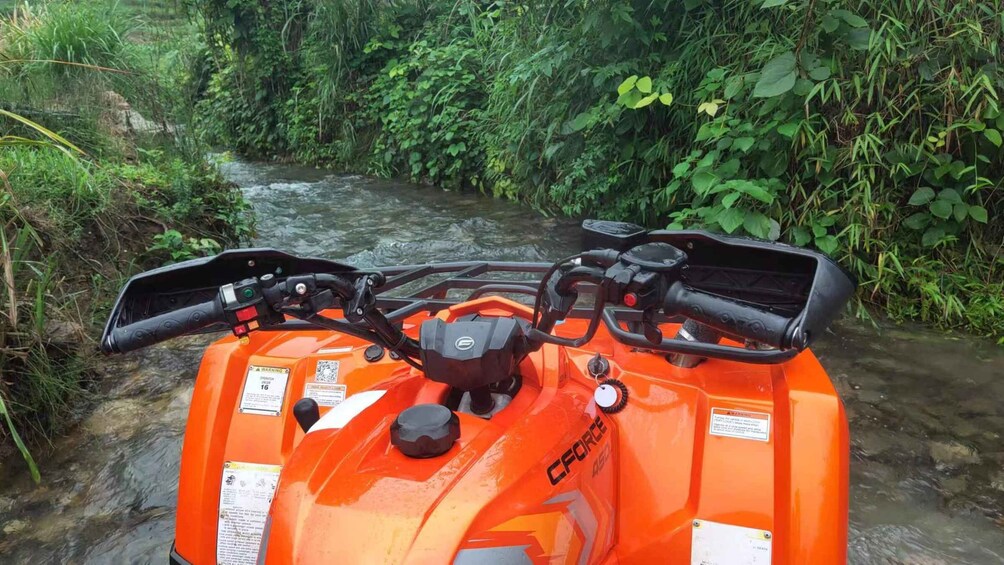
[221,278,284,338]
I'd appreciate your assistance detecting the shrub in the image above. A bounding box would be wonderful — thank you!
[194,0,1004,336]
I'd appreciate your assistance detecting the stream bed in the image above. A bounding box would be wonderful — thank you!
[1,159,1002,563]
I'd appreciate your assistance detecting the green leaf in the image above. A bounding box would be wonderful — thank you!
[929,200,953,219]
[969,205,988,223]
[724,77,744,99]
[617,75,638,95]
[793,78,814,96]
[908,187,935,205]
[808,66,831,81]
[815,235,839,255]
[753,51,797,98]
[738,183,775,204]
[777,122,799,138]
[953,203,969,222]
[0,395,40,484]
[847,28,872,50]
[821,15,839,33]
[692,171,718,194]
[697,101,720,117]
[902,212,930,230]
[832,9,867,27]
[938,188,962,204]
[743,212,772,239]
[767,219,781,241]
[659,93,674,105]
[984,129,1003,147]
[760,0,788,7]
[634,93,659,108]
[636,76,653,94]
[922,226,945,247]
[718,207,745,233]
[733,137,756,152]
[672,161,691,178]
[617,90,643,108]
[791,226,812,246]
[722,191,742,208]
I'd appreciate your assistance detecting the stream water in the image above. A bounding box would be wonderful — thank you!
[1,159,1002,564]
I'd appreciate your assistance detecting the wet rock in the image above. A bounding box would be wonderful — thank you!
[855,430,895,456]
[855,389,885,404]
[3,519,27,534]
[44,319,86,347]
[991,471,1004,492]
[929,441,980,468]
[940,476,968,496]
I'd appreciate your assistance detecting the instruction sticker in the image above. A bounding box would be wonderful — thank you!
[691,519,771,564]
[314,360,341,383]
[217,461,281,565]
[304,383,347,407]
[240,366,290,416]
[709,408,771,442]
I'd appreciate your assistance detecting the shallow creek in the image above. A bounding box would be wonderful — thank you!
[0,159,1002,563]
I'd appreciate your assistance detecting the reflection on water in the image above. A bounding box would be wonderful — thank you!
[0,159,1001,563]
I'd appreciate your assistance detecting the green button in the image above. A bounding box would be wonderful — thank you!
[242,288,255,299]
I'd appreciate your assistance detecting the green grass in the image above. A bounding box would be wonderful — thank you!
[0,0,252,479]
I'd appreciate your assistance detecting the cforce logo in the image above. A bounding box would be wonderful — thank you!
[455,336,476,351]
[546,416,608,485]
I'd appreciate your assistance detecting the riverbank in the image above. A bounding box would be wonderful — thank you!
[0,1,252,474]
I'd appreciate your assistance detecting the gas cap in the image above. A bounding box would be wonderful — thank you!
[390,404,460,458]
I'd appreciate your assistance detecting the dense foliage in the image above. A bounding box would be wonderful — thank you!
[0,0,251,475]
[194,0,1003,337]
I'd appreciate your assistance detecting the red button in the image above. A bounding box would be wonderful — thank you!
[236,306,257,322]
[233,324,248,335]
[623,293,638,307]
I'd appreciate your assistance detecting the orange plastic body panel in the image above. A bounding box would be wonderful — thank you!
[174,298,848,564]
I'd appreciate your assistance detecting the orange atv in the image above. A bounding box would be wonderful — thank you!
[101,220,855,564]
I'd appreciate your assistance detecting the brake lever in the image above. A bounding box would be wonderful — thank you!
[641,309,663,344]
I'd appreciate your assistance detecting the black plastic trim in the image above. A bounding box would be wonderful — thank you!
[169,542,191,565]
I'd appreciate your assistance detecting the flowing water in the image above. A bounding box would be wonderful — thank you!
[1,159,1002,564]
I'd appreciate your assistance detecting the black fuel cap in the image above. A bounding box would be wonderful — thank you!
[390,404,460,458]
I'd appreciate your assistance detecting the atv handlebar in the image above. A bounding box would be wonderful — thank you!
[104,299,225,354]
[662,282,804,350]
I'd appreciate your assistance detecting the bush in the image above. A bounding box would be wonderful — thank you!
[194,0,1003,337]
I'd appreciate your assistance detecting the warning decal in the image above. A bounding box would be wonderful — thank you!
[691,519,771,564]
[217,461,281,565]
[239,366,290,416]
[709,407,771,442]
[304,382,347,407]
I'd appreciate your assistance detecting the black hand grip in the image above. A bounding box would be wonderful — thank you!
[663,282,804,349]
[102,299,225,353]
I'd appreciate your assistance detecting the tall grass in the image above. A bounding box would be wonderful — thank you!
[0,0,253,479]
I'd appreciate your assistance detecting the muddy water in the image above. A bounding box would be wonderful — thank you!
[0,159,1002,563]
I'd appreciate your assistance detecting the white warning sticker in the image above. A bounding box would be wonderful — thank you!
[304,382,347,407]
[709,407,771,442]
[217,461,281,565]
[314,360,341,383]
[239,366,290,416]
[691,519,771,565]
